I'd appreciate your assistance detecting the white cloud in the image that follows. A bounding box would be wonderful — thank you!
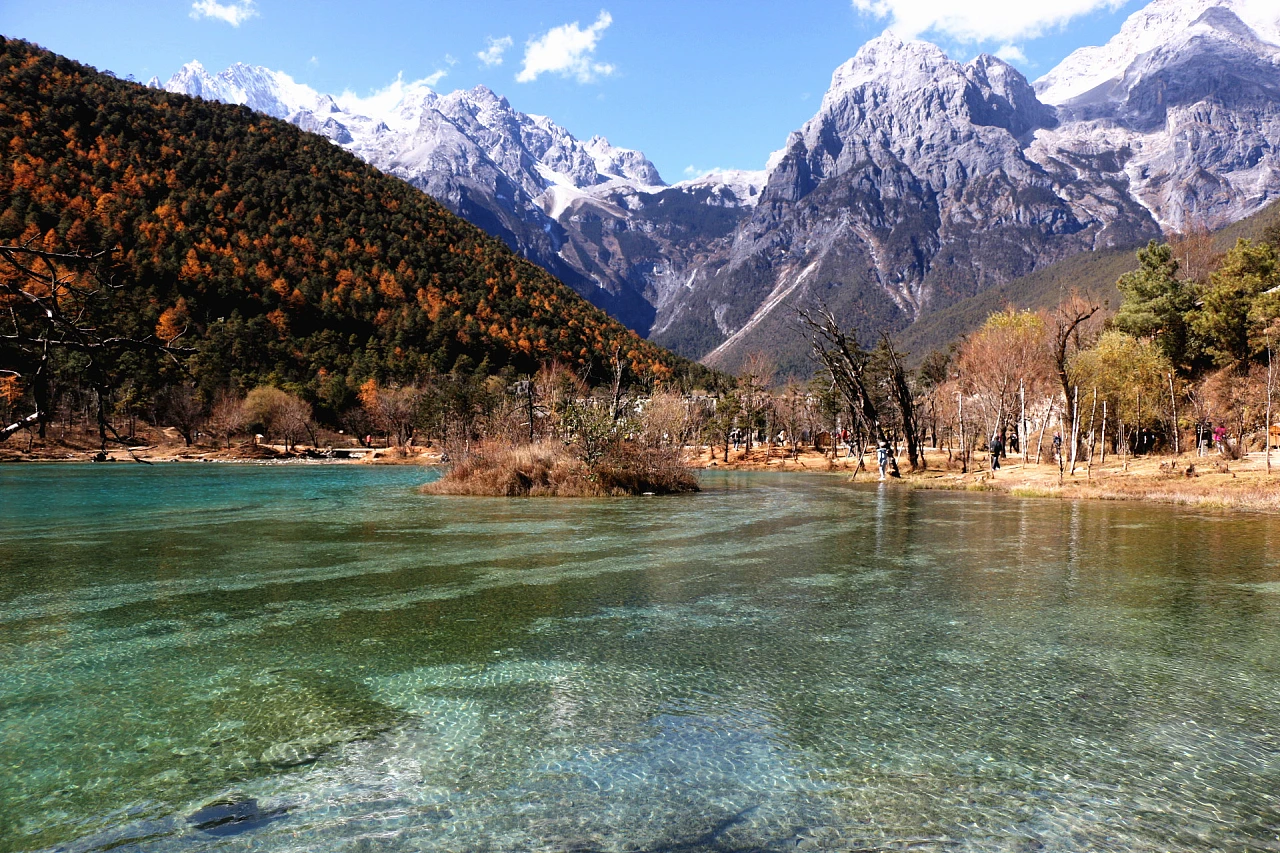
[995,44,1028,64]
[189,0,258,27]
[477,36,513,67]
[851,0,1127,44]
[516,11,616,84]
[682,165,725,179]
[338,70,448,116]
[308,55,319,66]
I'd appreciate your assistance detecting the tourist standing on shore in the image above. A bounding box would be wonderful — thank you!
[989,435,1003,470]
[877,441,889,481]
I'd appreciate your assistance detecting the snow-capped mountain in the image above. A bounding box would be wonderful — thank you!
[163,0,1280,373]
[657,0,1280,372]
[163,60,754,331]
[1032,0,1280,232]
[648,32,1159,372]
[1036,0,1280,105]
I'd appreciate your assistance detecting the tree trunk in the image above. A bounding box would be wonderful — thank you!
[1020,379,1027,465]
[1100,401,1108,465]
[1069,386,1081,476]
[880,334,922,471]
[1085,387,1099,480]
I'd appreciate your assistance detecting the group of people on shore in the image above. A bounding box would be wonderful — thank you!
[981,420,1247,471]
[987,426,1023,471]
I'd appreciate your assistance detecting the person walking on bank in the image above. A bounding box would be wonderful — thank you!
[989,434,1003,471]
[877,440,890,481]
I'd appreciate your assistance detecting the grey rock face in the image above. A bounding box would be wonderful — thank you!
[1035,3,1280,233]
[162,0,1280,371]
[657,34,1158,374]
[665,1,1280,373]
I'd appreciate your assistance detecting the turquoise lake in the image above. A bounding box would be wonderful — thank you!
[2,464,1279,852]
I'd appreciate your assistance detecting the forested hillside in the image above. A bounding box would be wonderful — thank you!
[0,37,706,440]
[895,197,1280,364]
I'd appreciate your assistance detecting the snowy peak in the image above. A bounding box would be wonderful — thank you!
[1035,0,1280,106]
[164,62,665,194]
[825,32,955,103]
[584,136,664,186]
[673,169,766,206]
[817,34,1052,136]
[164,61,321,119]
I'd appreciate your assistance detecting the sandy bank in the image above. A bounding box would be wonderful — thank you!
[693,443,1280,512]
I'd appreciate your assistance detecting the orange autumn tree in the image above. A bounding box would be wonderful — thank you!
[358,378,425,449]
[0,35,713,447]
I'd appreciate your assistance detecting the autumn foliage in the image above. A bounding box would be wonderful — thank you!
[0,37,701,438]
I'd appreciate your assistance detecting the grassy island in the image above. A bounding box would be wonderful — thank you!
[423,442,699,497]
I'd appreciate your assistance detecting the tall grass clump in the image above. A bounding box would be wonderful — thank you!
[423,440,699,497]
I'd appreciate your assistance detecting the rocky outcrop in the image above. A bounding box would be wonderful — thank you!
[164,0,1280,372]
[162,62,753,333]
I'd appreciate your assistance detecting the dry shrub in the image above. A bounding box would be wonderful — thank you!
[424,442,593,496]
[593,441,700,495]
[423,441,699,497]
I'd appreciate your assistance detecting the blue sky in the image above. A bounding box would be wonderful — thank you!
[3,0,1148,182]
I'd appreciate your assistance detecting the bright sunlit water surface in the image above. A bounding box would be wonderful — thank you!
[2,464,1280,852]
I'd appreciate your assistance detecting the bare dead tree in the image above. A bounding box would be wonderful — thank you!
[0,242,193,456]
[879,333,924,472]
[602,345,619,423]
[798,306,900,477]
[737,351,774,454]
[157,383,206,446]
[1052,293,1102,447]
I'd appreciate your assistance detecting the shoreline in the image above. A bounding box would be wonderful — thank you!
[689,444,1280,513]
[0,442,441,466]
[6,439,1279,512]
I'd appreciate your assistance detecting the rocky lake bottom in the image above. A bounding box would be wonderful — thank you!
[1,465,1279,851]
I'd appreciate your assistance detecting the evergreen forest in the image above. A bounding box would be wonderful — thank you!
[0,38,710,446]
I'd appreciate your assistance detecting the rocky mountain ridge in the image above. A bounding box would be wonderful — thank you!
[160,62,761,333]
[1031,0,1280,234]
[163,0,1280,374]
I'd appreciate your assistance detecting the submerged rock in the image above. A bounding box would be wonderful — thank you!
[187,793,287,836]
[260,740,323,768]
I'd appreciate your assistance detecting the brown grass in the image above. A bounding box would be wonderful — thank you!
[422,441,699,497]
[689,441,1280,513]
[901,448,1280,513]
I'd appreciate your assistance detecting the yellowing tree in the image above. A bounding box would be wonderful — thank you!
[1069,331,1173,452]
[956,309,1051,441]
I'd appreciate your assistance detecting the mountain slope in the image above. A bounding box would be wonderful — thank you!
[660,0,1280,374]
[650,34,1159,375]
[1032,0,1280,232]
[0,37,700,412]
[158,0,1280,378]
[894,195,1280,362]
[161,61,761,335]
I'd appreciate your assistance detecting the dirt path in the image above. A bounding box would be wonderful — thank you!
[691,443,1280,512]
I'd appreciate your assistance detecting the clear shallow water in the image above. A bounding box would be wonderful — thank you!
[2,465,1280,852]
